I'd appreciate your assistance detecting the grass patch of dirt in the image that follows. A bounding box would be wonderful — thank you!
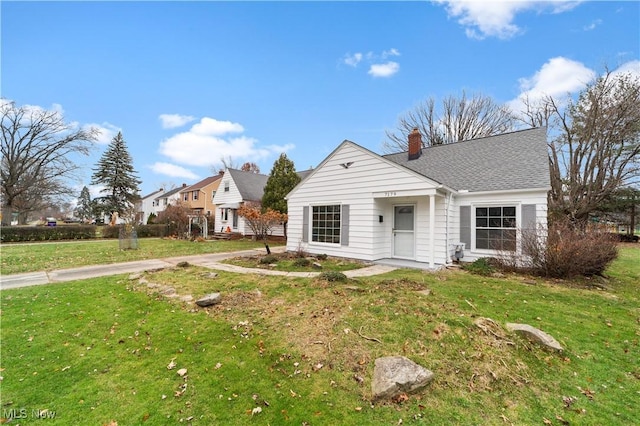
[222,251,368,272]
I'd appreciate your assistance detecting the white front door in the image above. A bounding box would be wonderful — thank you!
[393,205,415,259]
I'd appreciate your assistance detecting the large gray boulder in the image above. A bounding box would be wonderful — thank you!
[505,323,563,352]
[195,292,221,307]
[372,356,434,402]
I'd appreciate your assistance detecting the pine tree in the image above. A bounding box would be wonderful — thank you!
[262,153,300,214]
[91,132,141,219]
[74,186,93,222]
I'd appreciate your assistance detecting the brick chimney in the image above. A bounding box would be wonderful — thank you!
[408,128,422,160]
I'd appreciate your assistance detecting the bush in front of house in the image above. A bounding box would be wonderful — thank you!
[462,258,497,276]
[293,257,311,267]
[259,254,279,264]
[490,218,619,278]
[0,225,97,242]
[317,271,348,282]
[100,224,169,239]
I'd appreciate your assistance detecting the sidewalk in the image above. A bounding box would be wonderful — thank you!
[0,247,397,290]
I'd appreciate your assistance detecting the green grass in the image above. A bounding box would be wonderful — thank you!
[0,239,280,274]
[1,246,638,425]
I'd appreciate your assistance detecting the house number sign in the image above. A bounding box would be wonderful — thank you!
[384,192,397,197]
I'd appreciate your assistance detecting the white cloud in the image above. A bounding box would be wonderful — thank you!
[434,1,582,40]
[612,60,640,79]
[508,56,595,113]
[159,113,196,129]
[84,122,121,144]
[159,117,293,168]
[190,117,244,136]
[382,48,400,58]
[583,19,602,31]
[150,162,199,179]
[341,49,401,78]
[343,52,363,67]
[368,61,400,78]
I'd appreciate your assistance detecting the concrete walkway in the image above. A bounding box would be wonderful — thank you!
[0,247,397,290]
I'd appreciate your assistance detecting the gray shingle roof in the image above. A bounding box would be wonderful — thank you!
[227,169,269,201]
[228,168,314,202]
[383,127,550,192]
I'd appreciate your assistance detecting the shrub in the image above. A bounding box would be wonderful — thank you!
[462,258,497,276]
[318,271,347,282]
[0,225,97,242]
[293,257,311,267]
[259,254,279,264]
[493,219,619,278]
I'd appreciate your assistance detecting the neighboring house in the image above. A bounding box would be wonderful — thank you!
[179,174,223,217]
[285,127,550,268]
[213,169,270,234]
[213,168,313,236]
[136,188,165,224]
[154,184,187,213]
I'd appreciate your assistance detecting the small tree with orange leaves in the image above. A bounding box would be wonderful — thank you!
[237,202,287,254]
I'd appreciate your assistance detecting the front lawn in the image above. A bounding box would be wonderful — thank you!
[1,246,638,425]
[0,239,280,275]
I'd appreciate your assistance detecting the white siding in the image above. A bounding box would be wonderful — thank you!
[451,190,549,262]
[287,143,442,261]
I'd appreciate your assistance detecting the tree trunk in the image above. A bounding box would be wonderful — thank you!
[1,206,13,226]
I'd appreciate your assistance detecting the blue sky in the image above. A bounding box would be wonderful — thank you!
[2,1,639,197]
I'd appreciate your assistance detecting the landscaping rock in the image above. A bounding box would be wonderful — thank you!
[372,356,434,402]
[162,286,176,296]
[196,292,221,307]
[206,272,219,279]
[417,289,431,296]
[505,323,563,352]
[128,273,142,280]
[312,262,323,269]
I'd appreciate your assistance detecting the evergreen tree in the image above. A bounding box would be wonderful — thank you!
[74,186,93,222]
[262,153,301,214]
[91,132,141,219]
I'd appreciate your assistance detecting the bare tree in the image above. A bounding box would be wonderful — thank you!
[241,162,261,173]
[1,101,98,225]
[518,70,640,224]
[383,91,516,153]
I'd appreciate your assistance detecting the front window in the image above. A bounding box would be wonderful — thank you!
[475,206,516,251]
[193,191,199,200]
[312,205,341,244]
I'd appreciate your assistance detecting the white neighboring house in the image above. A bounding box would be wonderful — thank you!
[153,184,187,215]
[212,168,312,236]
[137,188,165,224]
[285,127,550,268]
[212,169,270,235]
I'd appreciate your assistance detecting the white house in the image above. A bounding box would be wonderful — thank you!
[212,169,271,234]
[213,168,313,236]
[136,188,164,224]
[153,184,187,214]
[285,127,550,268]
